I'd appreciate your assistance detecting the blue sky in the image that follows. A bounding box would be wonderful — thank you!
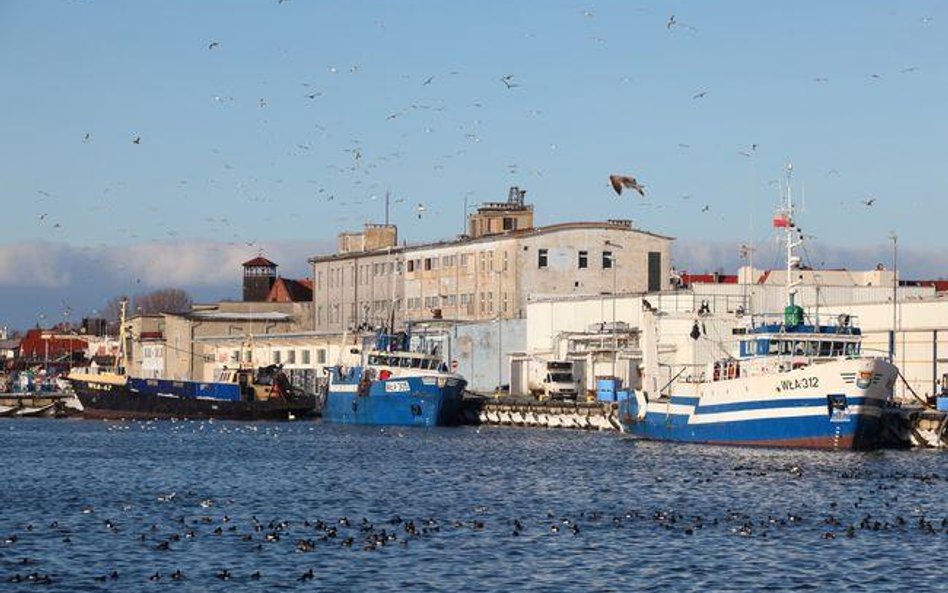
[1,1,946,330]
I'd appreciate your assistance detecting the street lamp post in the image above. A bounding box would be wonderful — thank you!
[889,231,898,396]
[604,241,623,382]
[496,268,503,393]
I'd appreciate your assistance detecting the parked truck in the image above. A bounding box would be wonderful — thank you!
[529,360,579,401]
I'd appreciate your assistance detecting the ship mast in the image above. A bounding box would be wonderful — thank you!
[781,163,804,326]
[117,298,128,374]
[785,163,795,310]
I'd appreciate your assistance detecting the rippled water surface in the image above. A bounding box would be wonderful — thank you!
[0,418,945,592]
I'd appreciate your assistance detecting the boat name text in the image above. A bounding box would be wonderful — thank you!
[779,376,819,391]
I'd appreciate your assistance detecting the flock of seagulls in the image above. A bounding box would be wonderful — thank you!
[25,5,926,289]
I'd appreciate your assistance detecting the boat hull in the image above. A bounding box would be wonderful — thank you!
[323,368,465,427]
[618,358,896,450]
[70,379,316,421]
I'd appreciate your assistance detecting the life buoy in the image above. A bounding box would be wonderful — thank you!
[379,369,391,380]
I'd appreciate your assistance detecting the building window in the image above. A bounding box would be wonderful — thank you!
[231,350,239,363]
[273,350,282,364]
[424,258,432,271]
[603,251,613,269]
[287,350,296,364]
[578,250,588,269]
[302,350,311,365]
[460,254,469,267]
[317,349,327,364]
[503,217,516,230]
[648,251,662,293]
[538,249,548,268]
[407,260,415,272]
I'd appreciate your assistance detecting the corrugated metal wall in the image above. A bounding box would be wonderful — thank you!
[451,319,526,394]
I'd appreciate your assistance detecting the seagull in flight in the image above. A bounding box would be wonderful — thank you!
[500,75,519,89]
[692,90,709,99]
[861,197,876,207]
[667,15,676,29]
[609,174,646,197]
[132,136,141,144]
[422,76,434,86]
[208,41,220,50]
[416,203,427,219]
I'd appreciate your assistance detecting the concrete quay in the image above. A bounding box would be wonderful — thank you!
[460,395,621,431]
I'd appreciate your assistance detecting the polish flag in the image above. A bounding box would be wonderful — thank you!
[772,214,791,228]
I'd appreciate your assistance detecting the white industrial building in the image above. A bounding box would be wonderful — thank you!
[523,272,947,402]
[309,186,672,332]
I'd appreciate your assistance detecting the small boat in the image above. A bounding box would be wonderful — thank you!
[14,403,58,418]
[0,405,16,417]
[67,300,316,421]
[618,167,897,450]
[323,330,466,426]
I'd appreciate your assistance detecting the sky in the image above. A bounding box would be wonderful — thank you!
[1,1,947,331]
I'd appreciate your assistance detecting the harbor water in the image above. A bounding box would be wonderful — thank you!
[0,418,945,592]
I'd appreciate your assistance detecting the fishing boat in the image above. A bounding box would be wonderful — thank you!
[322,330,466,426]
[67,301,316,421]
[618,167,897,450]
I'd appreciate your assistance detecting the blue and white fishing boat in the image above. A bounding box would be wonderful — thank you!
[323,331,466,426]
[619,168,897,449]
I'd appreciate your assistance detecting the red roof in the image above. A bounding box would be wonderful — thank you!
[912,279,948,292]
[266,277,313,303]
[679,272,738,287]
[242,256,277,267]
[18,330,88,360]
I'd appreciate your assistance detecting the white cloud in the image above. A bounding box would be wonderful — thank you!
[673,239,948,280]
[0,239,333,288]
[0,239,334,330]
[0,241,75,287]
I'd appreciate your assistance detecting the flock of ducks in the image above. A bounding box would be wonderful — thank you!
[2,472,945,586]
